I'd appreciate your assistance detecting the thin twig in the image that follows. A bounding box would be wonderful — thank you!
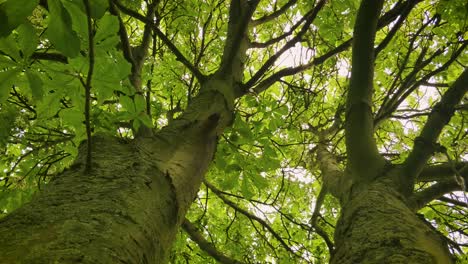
[83,0,95,173]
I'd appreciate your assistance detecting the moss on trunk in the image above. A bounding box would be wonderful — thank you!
[331,177,453,264]
[0,135,179,263]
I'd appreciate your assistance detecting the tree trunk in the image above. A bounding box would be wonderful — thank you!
[0,135,178,263]
[331,177,454,264]
[0,77,232,263]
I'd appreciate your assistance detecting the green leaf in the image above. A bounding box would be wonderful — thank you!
[226,164,242,172]
[25,70,43,101]
[0,0,39,37]
[59,108,84,129]
[0,68,20,103]
[47,0,81,58]
[120,96,135,113]
[215,155,227,170]
[249,172,269,190]
[68,0,108,19]
[241,176,254,200]
[221,171,239,190]
[95,14,119,42]
[134,94,146,113]
[17,22,38,58]
[61,0,88,40]
[0,35,20,61]
[133,118,141,132]
[0,54,16,68]
[0,105,16,149]
[89,0,108,19]
[138,113,153,128]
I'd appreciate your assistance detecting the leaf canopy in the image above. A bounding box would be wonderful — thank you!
[0,0,467,262]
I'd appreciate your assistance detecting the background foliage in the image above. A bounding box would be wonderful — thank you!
[0,0,467,263]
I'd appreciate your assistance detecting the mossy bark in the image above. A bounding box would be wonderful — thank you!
[0,77,232,263]
[0,136,179,263]
[331,177,453,264]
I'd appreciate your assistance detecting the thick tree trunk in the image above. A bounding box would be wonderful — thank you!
[0,135,181,263]
[331,177,453,264]
[0,132,216,263]
[0,77,231,263]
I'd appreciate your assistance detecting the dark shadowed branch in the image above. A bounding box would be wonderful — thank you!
[31,52,68,63]
[112,0,205,81]
[109,0,135,67]
[412,178,467,211]
[345,0,385,180]
[204,180,302,259]
[402,69,468,192]
[244,0,422,96]
[250,0,298,26]
[417,162,468,183]
[182,218,245,264]
[82,0,95,173]
[244,0,326,88]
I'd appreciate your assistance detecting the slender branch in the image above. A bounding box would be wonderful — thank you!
[417,162,468,182]
[244,0,326,88]
[112,0,204,81]
[146,30,158,117]
[402,68,468,192]
[375,0,413,56]
[243,0,422,96]
[411,180,466,211]
[218,0,259,79]
[437,196,468,208]
[204,181,301,258]
[249,1,304,49]
[182,219,244,264]
[83,0,95,173]
[376,42,467,124]
[376,14,435,116]
[109,0,135,66]
[345,0,385,180]
[250,0,298,26]
[31,52,68,63]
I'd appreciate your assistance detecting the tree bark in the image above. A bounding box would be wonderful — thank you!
[0,75,233,263]
[0,135,181,263]
[331,176,454,264]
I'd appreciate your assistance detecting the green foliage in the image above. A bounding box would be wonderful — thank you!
[0,105,17,149]
[0,0,39,37]
[47,0,81,58]
[0,0,467,262]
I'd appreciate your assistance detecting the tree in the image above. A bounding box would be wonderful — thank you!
[0,0,466,263]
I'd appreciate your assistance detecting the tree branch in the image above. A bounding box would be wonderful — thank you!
[402,68,468,192]
[375,41,467,125]
[244,0,326,88]
[345,0,385,180]
[411,180,466,211]
[243,0,422,96]
[249,1,304,49]
[112,0,205,81]
[250,0,298,26]
[437,196,468,208]
[417,162,468,182]
[218,0,259,81]
[374,0,413,56]
[82,0,95,173]
[31,52,68,63]
[109,0,135,67]
[182,218,244,264]
[204,181,301,259]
